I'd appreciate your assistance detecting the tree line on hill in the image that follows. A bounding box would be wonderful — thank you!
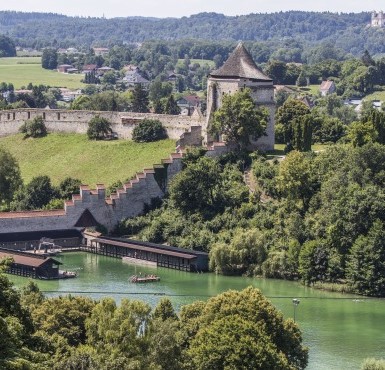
[0,11,373,55]
[114,89,385,298]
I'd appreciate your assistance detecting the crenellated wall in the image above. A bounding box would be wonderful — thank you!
[0,108,203,140]
[0,142,228,234]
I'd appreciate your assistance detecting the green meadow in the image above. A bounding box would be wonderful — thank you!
[177,58,215,68]
[0,57,85,89]
[0,133,175,187]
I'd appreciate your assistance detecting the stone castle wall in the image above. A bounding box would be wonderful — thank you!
[0,143,228,234]
[0,108,202,140]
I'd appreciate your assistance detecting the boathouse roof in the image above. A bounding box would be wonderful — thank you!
[94,237,199,259]
[0,229,82,243]
[210,42,272,81]
[0,248,62,267]
[94,236,208,258]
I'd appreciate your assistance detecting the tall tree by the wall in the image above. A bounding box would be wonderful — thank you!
[369,110,385,145]
[361,50,375,67]
[291,114,313,152]
[84,71,99,84]
[164,95,180,115]
[41,48,58,70]
[32,85,47,108]
[131,84,149,113]
[0,148,22,208]
[11,175,58,211]
[0,35,16,57]
[296,71,307,87]
[264,60,287,84]
[210,88,268,150]
[275,99,311,145]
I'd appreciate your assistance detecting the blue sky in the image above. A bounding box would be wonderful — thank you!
[1,0,384,18]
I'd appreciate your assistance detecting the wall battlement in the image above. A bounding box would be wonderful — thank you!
[0,108,203,140]
[0,141,228,234]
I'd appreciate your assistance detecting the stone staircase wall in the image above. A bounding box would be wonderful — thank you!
[0,141,229,233]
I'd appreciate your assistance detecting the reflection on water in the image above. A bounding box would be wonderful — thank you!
[9,252,385,370]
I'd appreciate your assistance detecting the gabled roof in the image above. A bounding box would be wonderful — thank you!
[0,248,62,267]
[74,209,98,228]
[177,95,201,105]
[320,80,335,91]
[210,42,272,82]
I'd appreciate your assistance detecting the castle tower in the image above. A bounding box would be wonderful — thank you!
[204,42,275,151]
[371,11,385,27]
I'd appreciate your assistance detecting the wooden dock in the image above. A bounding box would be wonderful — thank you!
[129,275,160,283]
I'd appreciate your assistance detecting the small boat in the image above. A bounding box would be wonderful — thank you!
[129,274,160,283]
[59,270,77,279]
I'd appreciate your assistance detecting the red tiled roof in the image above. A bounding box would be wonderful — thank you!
[0,210,66,219]
[182,95,201,105]
[0,251,61,267]
[320,80,335,91]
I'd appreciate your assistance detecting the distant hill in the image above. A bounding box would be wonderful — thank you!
[1,11,383,56]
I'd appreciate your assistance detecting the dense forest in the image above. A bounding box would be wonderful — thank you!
[114,89,385,298]
[1,11,384,56]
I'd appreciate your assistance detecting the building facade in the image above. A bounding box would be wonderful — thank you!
[371,11,385,27]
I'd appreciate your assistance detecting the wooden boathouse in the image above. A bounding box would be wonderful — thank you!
[83,235,209,272]
[0,229,83,251]
[0,248,62,279]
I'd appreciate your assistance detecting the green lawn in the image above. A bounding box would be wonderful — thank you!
[270,143,330,156]
[288,84,320,96]
[0,57,85,89]
[177,58,215,68]
[0,133,176,187]
[363,89,385,101]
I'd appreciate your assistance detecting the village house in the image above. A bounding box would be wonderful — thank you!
[59,88,83,102]
[97,66,114,76]
[298,95,315,109]
[177,95,201,115]
[57,64,74,73]
[123,70,150,88]
[320,80,336,96]
[82,64,98,74]
[93,47,109,56]
[123,64,139,72]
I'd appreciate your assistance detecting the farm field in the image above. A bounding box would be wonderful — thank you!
[177,58,215,68]
[272,143,330,155]
[0,133,175,187]
[289,84,320,96]
[362,89,385,101]
[0,57,85,89]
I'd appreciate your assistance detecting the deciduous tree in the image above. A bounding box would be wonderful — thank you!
[211,89,268,149]
[87,115,112,140]
[0,147,22,207]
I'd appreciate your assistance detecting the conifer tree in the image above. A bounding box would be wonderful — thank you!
[131,84,149,113]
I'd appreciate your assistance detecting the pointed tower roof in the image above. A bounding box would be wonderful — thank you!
[210,42,272,81]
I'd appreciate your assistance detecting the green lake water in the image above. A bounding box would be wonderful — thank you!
[9,252,385,370]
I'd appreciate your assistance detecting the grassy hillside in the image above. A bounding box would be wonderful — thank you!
[0,133,175,187]
[177,58,215,68]
[0,57,85,89]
